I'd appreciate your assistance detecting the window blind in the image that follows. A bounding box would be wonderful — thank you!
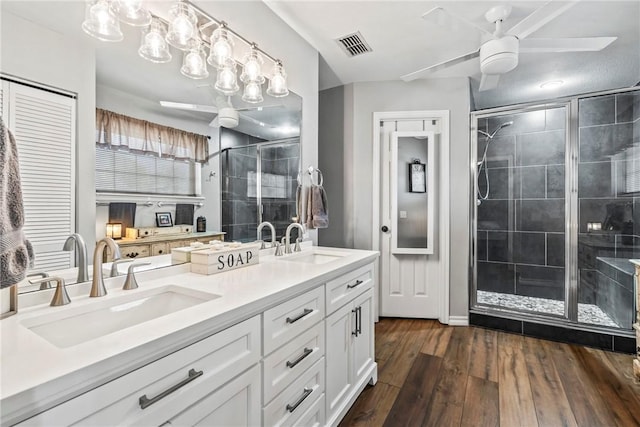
[4,80,76,271]
[96,147,197,196]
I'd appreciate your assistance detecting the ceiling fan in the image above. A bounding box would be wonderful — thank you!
[401,2,617,91]
[160,91,281,129]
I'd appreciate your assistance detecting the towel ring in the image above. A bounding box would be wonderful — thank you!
[307,166,323,186]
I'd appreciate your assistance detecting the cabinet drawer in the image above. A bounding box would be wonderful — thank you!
[263,321,325,404]
[151,243,169,256]
[118,244,151,260]
[325,264,373,314]
[294,394,325,427]
[263,358,325,427]
[19,316,260,426]
[169,240,188,250]
[263,286,325,355]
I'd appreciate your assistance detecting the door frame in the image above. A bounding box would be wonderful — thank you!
[371,110,451,324]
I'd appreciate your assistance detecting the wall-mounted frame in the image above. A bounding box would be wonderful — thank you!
[409,161,426,193]
[391,131,435,255]
[155,212,173,227]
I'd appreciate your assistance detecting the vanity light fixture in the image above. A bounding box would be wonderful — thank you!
[214,59,240,95]
[81,0,124,42]
[109,0,151,27]
[81,0,290,103]
[266,60,289,98]
[165,0,197,50]
[181,40,209,79]
[207,24,234,69]
[138,18,172,63]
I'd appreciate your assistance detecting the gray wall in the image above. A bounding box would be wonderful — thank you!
[1,11,96,252]
[318,86,346,247]
[320,78,471,318]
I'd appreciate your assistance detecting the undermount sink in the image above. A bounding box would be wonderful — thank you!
[21,286,219,348]
[282,250,350,265]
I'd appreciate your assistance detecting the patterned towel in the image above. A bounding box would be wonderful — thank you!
[0,118,34,288]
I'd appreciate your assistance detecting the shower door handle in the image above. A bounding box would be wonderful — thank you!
[381,226,389,233]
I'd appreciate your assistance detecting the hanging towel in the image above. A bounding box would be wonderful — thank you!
[0,118,34,289]
[108,203,136,230]
[305,184,329,229]
[175,204,195,226]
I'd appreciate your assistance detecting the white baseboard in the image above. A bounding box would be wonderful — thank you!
[447,316,469,326]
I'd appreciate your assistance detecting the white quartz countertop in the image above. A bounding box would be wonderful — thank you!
[0,245,377,425]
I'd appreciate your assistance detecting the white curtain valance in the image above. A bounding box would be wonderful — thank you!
[96,109,208,163]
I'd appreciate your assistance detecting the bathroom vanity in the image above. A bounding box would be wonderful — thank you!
[0,246,378,426]
[105,231,225,261]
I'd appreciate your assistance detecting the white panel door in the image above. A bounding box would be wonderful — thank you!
[380,119,441,318]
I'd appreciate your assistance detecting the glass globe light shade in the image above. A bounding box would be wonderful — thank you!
[207,27,234,69]
[166,1,197,50]
[242,80,264,104]
[214,60,240,95]
[138,18,172,63]
[240,49,265,84]
[266,61,289,98]
[81,0,123,42]
[109,0,151,26]
[181,42,209,79]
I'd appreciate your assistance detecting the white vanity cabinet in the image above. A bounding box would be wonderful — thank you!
[325,265,376,427]
[262,286,327,427]
[17,316,261,427]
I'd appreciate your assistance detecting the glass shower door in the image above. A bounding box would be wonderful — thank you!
[475,105,568,317]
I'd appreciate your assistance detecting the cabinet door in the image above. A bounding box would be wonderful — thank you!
[167,365,260,427]
[325,302,355,423]
[352,289,374,384]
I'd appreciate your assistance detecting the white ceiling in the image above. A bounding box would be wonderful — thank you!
[265,0,640,109]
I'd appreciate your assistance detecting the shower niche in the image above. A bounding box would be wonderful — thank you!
[390,131,435,255]
[471,87,640,335]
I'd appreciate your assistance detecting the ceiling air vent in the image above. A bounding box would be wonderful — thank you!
[336,31,372,57]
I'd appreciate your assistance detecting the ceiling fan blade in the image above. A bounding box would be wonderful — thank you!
[236,104,284,112]
[239,113,277,129]
[422,7,493,38]
[508,1,579,40]
[479,74,500,92]
[159,101,219,114]
[401,48,480,81]
[520,37,617,53]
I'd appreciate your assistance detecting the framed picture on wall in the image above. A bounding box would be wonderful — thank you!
[409,161,426,193]
[156,212,173,227]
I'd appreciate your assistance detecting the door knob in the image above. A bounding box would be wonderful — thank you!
[381,226,389,232]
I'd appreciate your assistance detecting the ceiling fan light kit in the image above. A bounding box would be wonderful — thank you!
[403,1,616,92]
[81,0,290,102]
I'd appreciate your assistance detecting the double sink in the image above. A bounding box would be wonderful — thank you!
[19,247,349,349]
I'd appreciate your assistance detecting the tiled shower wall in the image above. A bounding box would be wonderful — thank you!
[222,145,259,242]
[577,90,640,327]
[476,107,567,301]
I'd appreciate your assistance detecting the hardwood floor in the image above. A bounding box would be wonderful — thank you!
[339,318,640,427]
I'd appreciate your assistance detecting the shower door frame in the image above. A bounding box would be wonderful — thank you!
[470,86,639,335]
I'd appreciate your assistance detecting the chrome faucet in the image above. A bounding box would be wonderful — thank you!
[257,221,277,249]
[26,271,53,290]
[122,262,151,290]
[29,276,70,306]
[284,223,305,254]
[91,238,121,297]
[62,233,89,283]
[110,258,133,277]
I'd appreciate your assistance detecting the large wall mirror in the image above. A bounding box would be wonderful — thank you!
[2,1,302,294]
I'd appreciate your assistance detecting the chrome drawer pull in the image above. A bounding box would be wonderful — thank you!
[352,308,359,336]
[139,368,203,409]
[347,279,364,289]
[286,347,313,368]
[286,387,313,413]
[286,308,313,324]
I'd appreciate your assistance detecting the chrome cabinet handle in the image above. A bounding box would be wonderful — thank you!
[286,308,313,324]
[347,279,363,289]
[286,387,313,413]
[357,306,362,335]
[139,368,203,409]
[286,347,313,368]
